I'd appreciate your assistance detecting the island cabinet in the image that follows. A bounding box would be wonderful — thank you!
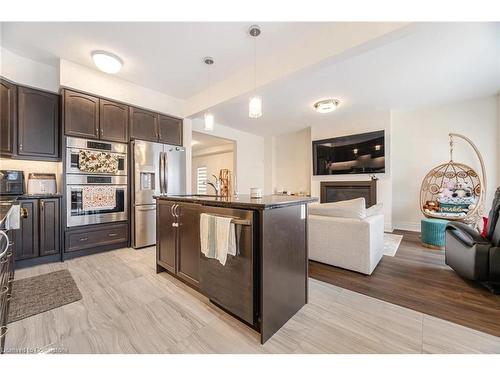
[157,200,200,287]
[0,78,17,157]
[13,197,61,267]
[17,86,60,160]
[63,89,129,143]
[155,194,317,344]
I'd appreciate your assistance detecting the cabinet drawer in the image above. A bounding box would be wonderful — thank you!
[65,223,128,252]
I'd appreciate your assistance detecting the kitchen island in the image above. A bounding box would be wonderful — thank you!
[154,194,317,343]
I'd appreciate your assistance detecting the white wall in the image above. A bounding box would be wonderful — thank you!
[0,159,63,192]
[191,119,265,196]
[272,127,311,195]
[59,59,185,117]
[392,95,499,231]
[311,111,393,231]
[1,47,59,92]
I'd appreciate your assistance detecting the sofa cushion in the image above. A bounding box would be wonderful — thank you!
[309,198,367,219]
[366,203,383,217]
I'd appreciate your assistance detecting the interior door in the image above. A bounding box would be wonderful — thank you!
[157,200,177,273]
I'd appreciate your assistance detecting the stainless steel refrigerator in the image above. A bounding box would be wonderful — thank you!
[131,140,186,248]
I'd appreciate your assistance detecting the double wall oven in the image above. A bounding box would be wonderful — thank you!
[66,137,128,227]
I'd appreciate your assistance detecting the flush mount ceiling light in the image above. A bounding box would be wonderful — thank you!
[203,56,215,131]
[91,51,123,74]
[313,99,340,113]
[248,25,262,119]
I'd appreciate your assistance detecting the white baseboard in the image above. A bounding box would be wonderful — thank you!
[384,223,394,232]
[393,221,421,232]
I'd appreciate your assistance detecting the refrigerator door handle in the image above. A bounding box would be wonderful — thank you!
[159,151,164,194]
[163,151,168,195]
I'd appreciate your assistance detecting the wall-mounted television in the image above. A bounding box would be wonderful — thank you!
[312,130,385,175]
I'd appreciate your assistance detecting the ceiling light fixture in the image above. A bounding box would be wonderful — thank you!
[313,99,340,113]
[203,56,215,131]
[91,51,123,74]
[248,25,262,119]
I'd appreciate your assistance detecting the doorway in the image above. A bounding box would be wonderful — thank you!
[191,131,236,196]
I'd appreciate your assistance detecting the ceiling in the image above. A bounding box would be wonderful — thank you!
[192,131,234,151]
[0,22,328,99]
[199,22,500,136]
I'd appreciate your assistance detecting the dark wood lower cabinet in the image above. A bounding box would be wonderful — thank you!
[156,201,200,287]
[39,198,60,256]
[177,203,200,286]
[13,198,61,267]
[65,222,128,253]
[14,199,39,260]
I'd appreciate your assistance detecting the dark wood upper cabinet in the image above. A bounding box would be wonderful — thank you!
[176,203,200,286]
[0,79,17,157]
[99,99,129,143]
[14,199,39,261]
[64,90,99,139]
[39,198,60,257]
[129,107,158,142]
[158,115,183,146]
[17,86,60,160]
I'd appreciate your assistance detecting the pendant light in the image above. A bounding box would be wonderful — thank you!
[204,56,215,131]
[248,25,262,119]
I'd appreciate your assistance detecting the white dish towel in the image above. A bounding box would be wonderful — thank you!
[200,213,236,266]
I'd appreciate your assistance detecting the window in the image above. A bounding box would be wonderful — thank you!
[196,166,208,195]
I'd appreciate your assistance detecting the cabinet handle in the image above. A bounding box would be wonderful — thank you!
[172,223,179,228]
[41,201,44,211]
[95,127,99,136]
[101,129,104,137]
[79,237,88,242]
[19,144,23,151]
[108,233,118,237]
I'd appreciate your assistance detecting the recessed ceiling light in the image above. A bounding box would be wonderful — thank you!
[91,51,123,74]
[313,99,340,113]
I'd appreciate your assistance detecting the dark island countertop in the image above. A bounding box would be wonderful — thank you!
[154,194,318,210]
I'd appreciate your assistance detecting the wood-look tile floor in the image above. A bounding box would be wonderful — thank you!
[4,247,500,354]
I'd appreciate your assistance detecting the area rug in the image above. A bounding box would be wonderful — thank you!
[8,269,82,323]
[383,233,403,257]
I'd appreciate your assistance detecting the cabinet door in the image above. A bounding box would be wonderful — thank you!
[129,107,158,142]
[14,200,39,260]
[158,115,183,146]
[39,198,60,256]
[17,86,60,160]
[64,90,99,139]
[99,99,129,143]
[177,203,200,286]
[157,200,177,273]
[0,79,17,157]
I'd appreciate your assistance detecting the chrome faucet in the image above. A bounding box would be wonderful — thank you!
[206,175,221,196]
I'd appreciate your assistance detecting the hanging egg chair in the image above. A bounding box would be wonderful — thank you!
[419,133,487,228]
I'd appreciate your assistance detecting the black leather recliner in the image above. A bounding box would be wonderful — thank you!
[445,187,500,293]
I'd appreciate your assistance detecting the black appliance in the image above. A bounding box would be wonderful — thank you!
[312,130,385,175]
[0,170,24,196]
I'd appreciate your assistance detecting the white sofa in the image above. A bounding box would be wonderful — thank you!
[308,198,384,275]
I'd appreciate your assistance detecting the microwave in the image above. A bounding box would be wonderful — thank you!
[66,137,127,176]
